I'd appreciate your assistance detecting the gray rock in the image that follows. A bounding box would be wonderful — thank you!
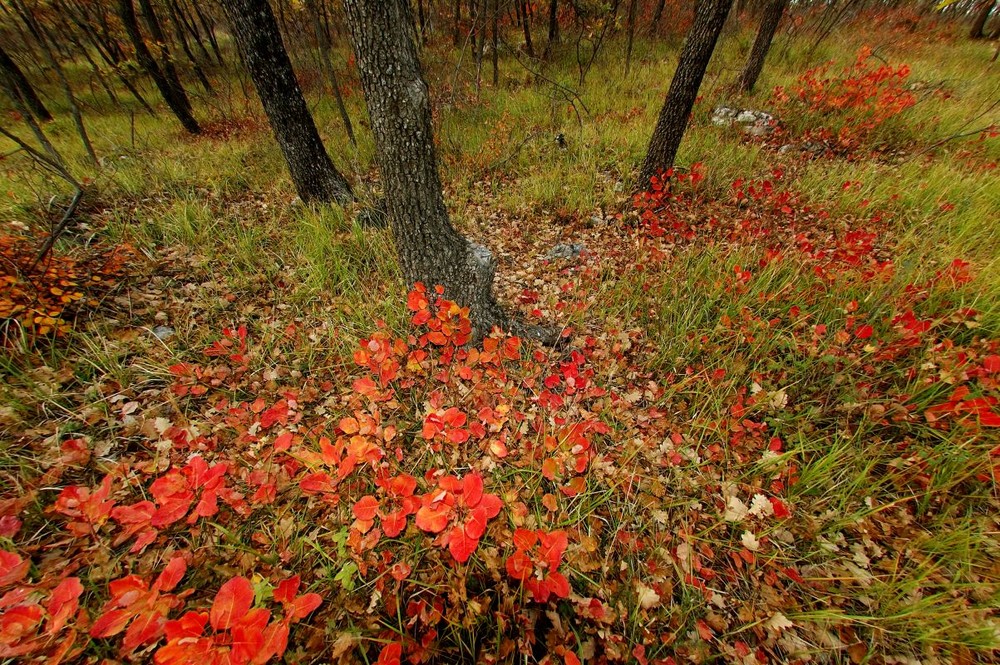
[712,106,776,135]
[546,242,587,260]
[152,325,175,341]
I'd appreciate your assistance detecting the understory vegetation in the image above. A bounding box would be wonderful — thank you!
[2,4,999,664]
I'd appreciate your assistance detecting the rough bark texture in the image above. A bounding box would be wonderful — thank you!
[341,0,514,341]
[735,0,788,93]
[638,0,734,187]
[118,0,200,133]
[0,43,52,121]
[970,0,996,38]
[221,0,353,205]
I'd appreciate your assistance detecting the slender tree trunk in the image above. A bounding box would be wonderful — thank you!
[521,1,535,56]
[453,0,462,46]
[474,0,486,89]
[341,0,527,341]
[165,0,213,92]
[220,0,352,204]
[638,0,734,187]
[307,0,356,145]
[118,0,200,132]
[35,22,98,164]
[651,0,666,32]
[735,0,788,93]
[187,0,225,66]
[625,0,638,75]
[544,0,559,59]
[137,0,191,112]
[970,0,996,38]
[0,44,52,121]
[491,0,499,85]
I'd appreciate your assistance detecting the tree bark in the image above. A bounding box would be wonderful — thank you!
[340,0,520,341]
[136,0,192,112]
[970,0,996,38]
[735,0,787,93]
[118,0,200,133]
[220,0,353,204]
[638,0,734,187]
[0,43,52,121]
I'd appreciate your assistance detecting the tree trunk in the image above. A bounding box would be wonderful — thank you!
[638,0,733,187]
[340,0,519,341]
[521,1,535,56]
[491,0,499,85]
[970,0,996,38]
[544,0,559,59]
[651,0,666,32]
[625,0,638,75]
[136,0,191,112]
[118,0,200,133]
[165,0,213,92]
[0,44,52,121]
[735,0,787,93]
[417,0,427,43]
[307,0,356,145]
[453,0,461,46]
[220,0,352,204]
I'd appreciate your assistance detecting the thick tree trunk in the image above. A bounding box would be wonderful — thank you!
[970,0,996,38]
[340,0,519,341]
[0,44,52,121]
[735,0,787,93]
[638,0,734,187]
[118,0,200,133]
[221,0,353,204]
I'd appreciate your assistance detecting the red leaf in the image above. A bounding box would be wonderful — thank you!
[448,526,479,563]
[545,571,571,599]
[209,577,254,631]
[45,577,83,634]
[273,576,300,605]
[381,510,408,538]
[0,551,29,587]
[90,608,133,638]
[352,496,379,522]
[462,473,483,506]
[288,593,322,621]
[505,550,533,580]
[254,621,289,665]
[339,417,359,434]
[856,324,874,339]
[984,355,1000,373]
[153,557,187,593]
[980,411,1000,427]
[122,610,166,652]
[696,618,714,641]
[231,608,270,663]
[415,504,450,533]
[163,611,208,641]
[376,642,403,665]
[512,529,538,551]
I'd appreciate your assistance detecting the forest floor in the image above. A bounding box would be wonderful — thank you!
[2,12,1000,665]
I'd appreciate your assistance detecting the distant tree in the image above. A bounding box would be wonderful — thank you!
[118,0,201,133]
[220,0,353,204]
[735,0,788,93]
[544,0,559,59]
[638,0,734,187]
[341,0,542,341]
[625,0,639,75]
[0,44,52,122]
